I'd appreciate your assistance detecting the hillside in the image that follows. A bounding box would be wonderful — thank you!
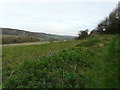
[1,28,75,41]
[2,35,119,88]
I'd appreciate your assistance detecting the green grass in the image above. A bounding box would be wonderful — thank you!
[0,46,2,89]
[2,35,120,88]
[2,40,81,75]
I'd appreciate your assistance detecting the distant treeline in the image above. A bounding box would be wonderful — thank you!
[1,28,75,41]
[2,35,40,44]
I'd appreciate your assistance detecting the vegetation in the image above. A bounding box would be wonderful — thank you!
[0,46,2,89]
[2,35,119,88]
[2,35,40,44]
[76,30,88,39]
[95,2,120,34]
[2,1,120,89]
[2,39,81,87]
[48,38,58,43]
[1,28,75,42]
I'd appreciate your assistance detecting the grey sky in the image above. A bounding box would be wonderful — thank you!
[0,0,119,36]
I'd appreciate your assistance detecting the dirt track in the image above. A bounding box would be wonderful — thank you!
[2,42,49,46]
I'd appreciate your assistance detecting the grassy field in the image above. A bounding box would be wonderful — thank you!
[2,35,120,88]
[0,46,2,89]
[3,40,80,75]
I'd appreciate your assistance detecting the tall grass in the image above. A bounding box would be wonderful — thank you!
[2,35,120,88]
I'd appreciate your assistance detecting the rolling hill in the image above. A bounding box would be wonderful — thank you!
[1,28,75,41]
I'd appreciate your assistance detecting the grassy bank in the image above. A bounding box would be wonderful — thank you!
[2,40,81,77]
[2,35,120,88]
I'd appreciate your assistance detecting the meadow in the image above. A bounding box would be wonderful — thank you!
[2,35,120,88]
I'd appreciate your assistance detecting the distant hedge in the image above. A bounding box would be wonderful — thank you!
[2,35,40,44]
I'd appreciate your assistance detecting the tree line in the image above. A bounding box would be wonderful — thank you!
[96,1,120,34]
[77,2,120,39]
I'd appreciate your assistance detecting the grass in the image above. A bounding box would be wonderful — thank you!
[2,40,81,73]
[0,46,2,89]
[2,35,120,88]
[84,35,119,88]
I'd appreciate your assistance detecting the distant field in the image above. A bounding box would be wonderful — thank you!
[2,35,120,88]
[2,35,40,44]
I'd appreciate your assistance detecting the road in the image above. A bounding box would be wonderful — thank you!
[2,41,49,46]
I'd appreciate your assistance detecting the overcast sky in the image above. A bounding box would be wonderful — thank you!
[0,0,119,36]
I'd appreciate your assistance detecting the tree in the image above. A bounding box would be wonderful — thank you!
[96,1,120,34]
[77,30,88,39]
[49,38,57,43]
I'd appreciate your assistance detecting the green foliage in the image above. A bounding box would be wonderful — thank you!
[2,35,120,88]
[76,30,88,39]
[96,2,120,34]
[76,39,100,47]
[3,47,92,88]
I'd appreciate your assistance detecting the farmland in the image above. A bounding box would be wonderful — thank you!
[1,28,75,44]
[2,35,120,88]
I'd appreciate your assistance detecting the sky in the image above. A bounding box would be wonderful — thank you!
[0,0,119,36]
